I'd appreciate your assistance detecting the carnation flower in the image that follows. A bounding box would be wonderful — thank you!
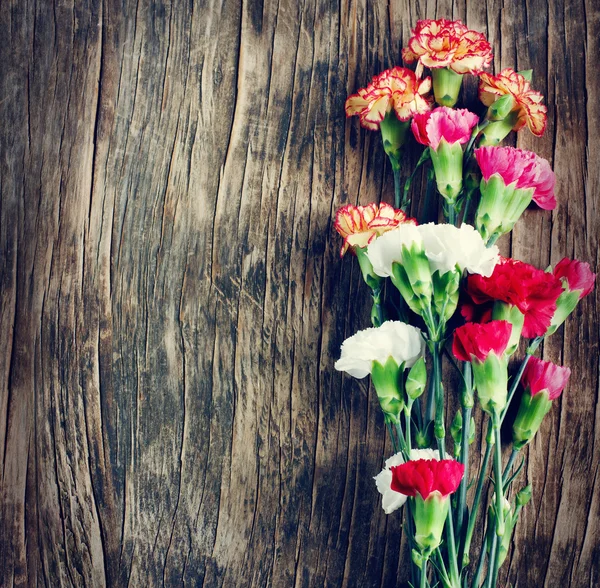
[465,258,564,338]
[345,67,433,130]
[402,19,493,77]
[453,321,512,414]
[553,258,596,299]
[479,68,547,139]
[475,146,556,210]
[367,223,498,278]
[412,107,480,202]
[374,449,440,514]
[412,107,479,151]
[513,357,571,449]
[334,202,416,257]
[390,458,464,499]
[521,357,571,400]
[334,321,424,379]
[452,321,512,363]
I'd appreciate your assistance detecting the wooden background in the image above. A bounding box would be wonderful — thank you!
[1,0,598,586]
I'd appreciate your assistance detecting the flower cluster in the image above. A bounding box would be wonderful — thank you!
[335,16,594,588]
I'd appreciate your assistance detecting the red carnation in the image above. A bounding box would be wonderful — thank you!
[465,257,563,338]
[390,459,464,500]
[553,258,596,299]
[452,321,512,362]
[522,357,571,400]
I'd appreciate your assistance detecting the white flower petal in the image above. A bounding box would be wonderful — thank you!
[366,224,423,277]
[335,321,425,378]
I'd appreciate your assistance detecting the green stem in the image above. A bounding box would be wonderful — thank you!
[385,420,399,453]
[445,504,461,587]
[456,405,471,536]
[433,548,451,587]
[405,409,412,454]
[371,286,384,327]
[460,427,493,569]
[471,523,491,588]
[492,413,505,538]
[420,556,429,588]
[485,534,498,588]
[406,507,420,588]
[432,342,445,453]
[393,166,402,210]
[502,449,519,480]
[500,337,542,425]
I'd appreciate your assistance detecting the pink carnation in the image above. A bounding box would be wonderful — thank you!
[553,258,596,299]
[475,146,556,210]
[412,107,479,151]
[521,356,571,400]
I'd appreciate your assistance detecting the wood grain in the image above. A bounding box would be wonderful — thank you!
[0,0,598,586]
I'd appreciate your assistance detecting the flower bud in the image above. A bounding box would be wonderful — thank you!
[406,357,427,400]
[354,246,382,289]
[512,388,553,449]
[516,485,533,507]
[478,111,520,146]
[485,94,515,121]
[432,67,463,107]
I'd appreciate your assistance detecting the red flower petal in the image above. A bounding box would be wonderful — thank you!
[452,321,512,362]
[553,258,596,299]
[391,459,464,499]
[522,356,571,400]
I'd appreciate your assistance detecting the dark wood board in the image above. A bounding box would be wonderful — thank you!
[1,0,598,586]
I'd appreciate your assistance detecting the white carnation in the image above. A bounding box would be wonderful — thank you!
[366,223,423,277]
[374,449,441,514]
[334,321,425,379]
[418,223,499,277]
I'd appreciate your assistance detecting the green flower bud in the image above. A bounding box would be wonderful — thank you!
[450,410,463,447]
[432,67,463,107]
[516,485,533,507]
[512,388,553,449]
[406,357,427,400]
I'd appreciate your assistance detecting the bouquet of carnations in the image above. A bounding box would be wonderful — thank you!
[334,19,596,588]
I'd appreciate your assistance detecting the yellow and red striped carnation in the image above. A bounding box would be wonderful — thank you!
[402,19,493,77]
[334,202,416,257]
[479,68,547,137]
[345,67,433,130]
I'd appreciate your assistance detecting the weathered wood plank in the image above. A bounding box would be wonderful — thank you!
[0,0,598,586]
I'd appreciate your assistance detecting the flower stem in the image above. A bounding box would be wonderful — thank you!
[405,409,412,453]
[492,413,505,538]
[385,420,399,453]
[456,405,471,536]
[445,504,461,588]
[485,534,498,588]
[393,166,402,210]
[503,448,519,480]
[420,555,429,588]
[460,425,493,569]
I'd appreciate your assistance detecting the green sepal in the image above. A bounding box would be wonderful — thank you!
[380,113,410,170]
[401,243,434,302]
[486,94,515,121]
[492,302,525,356]
[478,111,520,146]
[391,262,424,315]
[512,388,553,449]
[371,357,404,421]
[516,484,533,507]
[475,175,533,242]
[405,357,427,400]
[518,69,533,81]
[432,67,463,107]
[468,417,476,444]
[472,353,508,414]
[546,288,581,336]
[413,492,450,553]
[354,246,382,289]
[432,268,460,325]
[429,138,464,205]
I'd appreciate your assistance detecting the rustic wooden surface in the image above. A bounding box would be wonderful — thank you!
[1,0,598,586]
